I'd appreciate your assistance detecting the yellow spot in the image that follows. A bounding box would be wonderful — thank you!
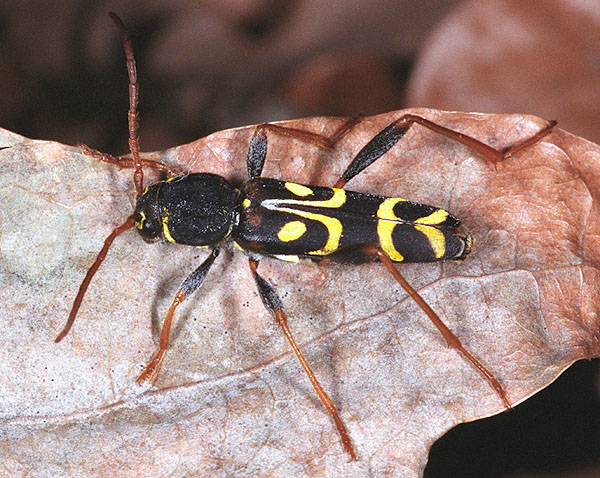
[233,241,245,251]
[285,182,313,197]
[243,198,251,208]
[415,209,448,225]
[376,198,408,261]
[161,208,176,243]
[262,188,346,255]
[415,225,446,259]
[274,254,300,263]
[462,229,473,256]
[136,211,146,230]
[278,221,307,242]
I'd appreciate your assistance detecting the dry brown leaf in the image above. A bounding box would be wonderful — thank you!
[1,109,598,477]
[406,0,600,144]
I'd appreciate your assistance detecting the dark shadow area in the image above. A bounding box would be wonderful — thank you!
[425,360,600,478]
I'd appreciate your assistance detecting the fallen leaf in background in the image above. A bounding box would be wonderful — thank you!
[0,109,598,477]
[406,0,600,144]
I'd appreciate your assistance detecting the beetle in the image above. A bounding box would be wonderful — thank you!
[54,13,556,460]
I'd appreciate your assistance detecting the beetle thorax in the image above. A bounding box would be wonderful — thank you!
[134,173,239,246]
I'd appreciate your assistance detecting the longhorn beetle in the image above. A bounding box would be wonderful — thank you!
[55,13,556,460]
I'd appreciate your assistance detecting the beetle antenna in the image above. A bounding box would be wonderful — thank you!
[56,13,141,342]
[56,215,135,342]
[108,12,144,196]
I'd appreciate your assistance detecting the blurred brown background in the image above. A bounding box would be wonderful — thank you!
[1,1,599,477]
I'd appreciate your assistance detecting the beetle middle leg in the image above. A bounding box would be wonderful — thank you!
[247,116,363,179]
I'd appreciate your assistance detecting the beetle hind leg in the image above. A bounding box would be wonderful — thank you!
[362,244,511,409]
[334,114,556,188]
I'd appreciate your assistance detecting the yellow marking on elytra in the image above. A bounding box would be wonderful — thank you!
[274,254,300,263]
[242,198,251,208]
[136,211,146,230]
[278,221,307,242]
[377,221,404,261]
[285,182,313,197]
[415,209,448,225]
[262,188,346,255]
[376,198,408,261]
[268,187,346,209]
[233,241,245,252]
[161,207,176,243]
[376,197,408,220]
[415,225,446,258]
[304,213,342,255]
[414,208,449,258]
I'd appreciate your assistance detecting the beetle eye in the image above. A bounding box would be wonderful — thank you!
[134,183,163,242]
[134,211,146,230]
[135,209,160,242]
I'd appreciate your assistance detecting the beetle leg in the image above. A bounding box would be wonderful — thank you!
[247,116,363,179]
[78,143,181,178]
[248,258,357,460]
[361,244,511,409]
[334,114,557,188]
[137,248,220,384]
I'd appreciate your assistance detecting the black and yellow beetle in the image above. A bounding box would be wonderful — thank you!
[55,13,556,460]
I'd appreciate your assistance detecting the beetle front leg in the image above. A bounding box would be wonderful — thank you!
[246,116,363,179]
[78,144,181,178]
[137,248,220,384]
